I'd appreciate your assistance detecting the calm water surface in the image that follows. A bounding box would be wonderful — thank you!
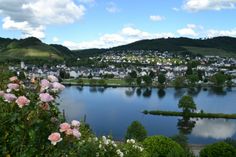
[58,86,236,144]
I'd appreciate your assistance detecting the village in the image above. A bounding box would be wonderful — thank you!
[8,51,236,87]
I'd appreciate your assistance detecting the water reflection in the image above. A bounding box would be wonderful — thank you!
[174,89,186,99]
[177,117,196,135]
[136,88,142,97]
[59,86,236,143]
[76,86,83,92]
[187,87,201,97]
[157,89,166,99]
[143,88,152,97]
[208,87,227,96]
[125,88,135,97]
[192,119,236,139]
[97,87,106,93]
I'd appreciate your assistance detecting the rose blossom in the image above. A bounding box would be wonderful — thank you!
[71,120,80,127]
[4,93,17,102]
[48,132,62,145]
[72,129,81,139]
[48,75,58,82]
[7,83,19,90]
[40,79,50,88]
[65,128,73,135]
[16,96,30,108]
[9,76,18,82]
[52,82,65,91]
[39,93,54,102]
[59,122,71,132]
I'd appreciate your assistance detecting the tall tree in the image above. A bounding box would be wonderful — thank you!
[178,95,196,115]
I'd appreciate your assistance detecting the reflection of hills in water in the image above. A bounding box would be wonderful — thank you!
[192,119,236,139]
[75,86,232,98]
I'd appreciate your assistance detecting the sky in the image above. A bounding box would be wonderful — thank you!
[0,0,236,50]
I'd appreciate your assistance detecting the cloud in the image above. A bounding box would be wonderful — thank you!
[63,26,174,49]
[78,0,95,4]
[53,37,59,42]
[207,28,236,37]
[172,7,180,11]
[106,2,120,13]
[149,15,165,22]
[177,24,198,36]
[0,0,86,39]
[192,119,236,139]
[183,0,236,11]
[2,16,45,39]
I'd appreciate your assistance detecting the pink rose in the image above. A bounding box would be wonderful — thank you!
[65,129,73,135]
[48,75,58,82]
[7,83,19,90]
[59,122,71,132]
[48,132,62,145]
[71,120,80,127]
[9,76,18,82]
[72,129,81,139]
[40,79,50,88]
[16,96,30,108]
[39,93,54,102]
[52,82,65,91]
[4,93,17,102]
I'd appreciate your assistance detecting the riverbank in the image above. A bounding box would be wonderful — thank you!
[143,110,236,119]
[62,78,236,88]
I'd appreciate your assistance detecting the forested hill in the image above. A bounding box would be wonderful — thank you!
[0,37,74,61]
[109,36,236,57]
[1,36,236,61]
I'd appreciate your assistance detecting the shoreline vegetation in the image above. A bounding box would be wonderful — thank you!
[143,110,236,119]
[62,78,236,88]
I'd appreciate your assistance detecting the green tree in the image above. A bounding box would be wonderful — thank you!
[129,70,137,78]
[125,76,134,85]
[210,72,227,87]
[178,95,196,115]
[158,73,166,85]
[125,121,147,142]
[186,65,193,76]
[143,135,185,157]
[173,76,185,89]
[187,74,199,87]
[136,77,142,86]
[149,70,155,78]
[142,75,152,86]
[200,142,236,157]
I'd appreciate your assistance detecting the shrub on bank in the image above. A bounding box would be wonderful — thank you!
[143,135,185,157]
[200,142,236,157]
[125,121,147,142]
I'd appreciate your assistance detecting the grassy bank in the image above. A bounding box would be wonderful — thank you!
[143,110,236,119]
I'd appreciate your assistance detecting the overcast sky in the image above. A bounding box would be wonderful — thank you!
[0,0,236,50]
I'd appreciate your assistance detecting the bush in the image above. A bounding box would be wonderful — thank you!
[200,142,236,157]
[125,121,147,142]
[0,75,82,156]
[143,135,185,157]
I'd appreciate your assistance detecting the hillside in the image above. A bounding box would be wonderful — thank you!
[1,36,236,62]
[0,37,70,61]
[110,37,236,57]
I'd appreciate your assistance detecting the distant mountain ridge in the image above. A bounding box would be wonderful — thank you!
[1,36,236,61]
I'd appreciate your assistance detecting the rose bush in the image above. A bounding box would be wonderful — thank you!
[0,75,82,156]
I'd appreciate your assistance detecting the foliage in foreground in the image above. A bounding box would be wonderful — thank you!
[200,142,236,157]
[143,135,185,157]
[125,121,147,142]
